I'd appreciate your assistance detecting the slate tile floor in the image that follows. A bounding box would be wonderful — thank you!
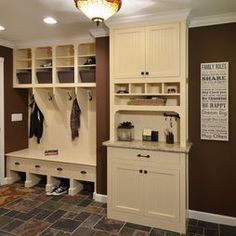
[0,184,235,236]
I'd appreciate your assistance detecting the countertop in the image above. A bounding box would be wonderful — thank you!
[103,140,192,153]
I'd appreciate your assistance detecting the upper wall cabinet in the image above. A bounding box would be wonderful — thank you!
[112,23,180,79]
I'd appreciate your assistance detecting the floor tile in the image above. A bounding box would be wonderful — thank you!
[165,231,180,236]
[149,228,166,236]
[34,209,53,220]
[220,224,236,236]
[63,211,78,219]
[13,219,50,236]
[198,220,218,230]
[74,211,91,222]
[1,219,24,232]
[0,208,9,216]
[188,219,198,226]
[187,225,204,235]
[0,216,13,227]
[120,226,135,236]
[45,209,66,223]
[133,230,150,236]
[0,231,15,236]
[9,200,41,213]
[51,218,82,232]
[39,200,62,211]
[124,223,151,232]
[94,230,110,236]
[78,199,93,207]
[71,227,95,236]
[81,214,103,228]
[94,216,124,234]
[39,227,61,236]
[205,228,219,236]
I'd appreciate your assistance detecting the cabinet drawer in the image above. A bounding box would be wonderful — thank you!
[47,162,96,182]
[7,156,30,171]
[108,147,180,166]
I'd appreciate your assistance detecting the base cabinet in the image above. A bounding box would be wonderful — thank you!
[107,146,188,234]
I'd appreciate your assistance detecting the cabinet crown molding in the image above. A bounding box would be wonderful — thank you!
[105,8,190,29]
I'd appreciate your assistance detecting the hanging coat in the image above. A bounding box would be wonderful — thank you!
[29,101,44,144]
[70,98,81,140]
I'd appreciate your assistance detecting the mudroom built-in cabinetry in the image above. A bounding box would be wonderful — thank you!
[104,19,191,234]
[6,40,98,196]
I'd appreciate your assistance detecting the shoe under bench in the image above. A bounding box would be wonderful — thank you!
[5,148,96,196]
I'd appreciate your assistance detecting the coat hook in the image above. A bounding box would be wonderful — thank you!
[48,92,53,101]
[67,92,72,101]
[88,90,92,101]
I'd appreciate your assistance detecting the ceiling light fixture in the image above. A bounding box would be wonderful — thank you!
[74,0,122,26]
[0,25,5,31]
[43,17,57,25]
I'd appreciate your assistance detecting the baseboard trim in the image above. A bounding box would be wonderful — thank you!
[189,210,236,226]
[93,192,107,203]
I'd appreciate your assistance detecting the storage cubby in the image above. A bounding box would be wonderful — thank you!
[164,82,180,94]
[115,83,129,94]
[146,83,162,94]
[130,83,145,94]
[78,43,96,57]
[35,46,52,59]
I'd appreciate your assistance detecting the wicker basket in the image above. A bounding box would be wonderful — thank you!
[57,71,74,83]
[79,69,95,83]
[17,72,32,84]
[36,71,52,83]
[127,98,166,106]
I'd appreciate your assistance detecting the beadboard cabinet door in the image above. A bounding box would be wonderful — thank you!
[146,23,180,77]
[112,27,145,79]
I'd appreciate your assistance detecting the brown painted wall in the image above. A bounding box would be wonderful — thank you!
[0,46,28,155]
[189,23,236,217]
[96,37,110,194]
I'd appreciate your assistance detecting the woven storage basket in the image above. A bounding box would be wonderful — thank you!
[17,72,32,84]
[127,98,166,106]
[36,71,52,83]
[57,71,74,83]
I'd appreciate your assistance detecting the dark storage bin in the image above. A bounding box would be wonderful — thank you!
[79,69,96,83]
[57,71,74,83]
[17,72,32,84]
[36,71,52,83]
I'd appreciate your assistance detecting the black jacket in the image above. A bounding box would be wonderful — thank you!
[29,102,44,143]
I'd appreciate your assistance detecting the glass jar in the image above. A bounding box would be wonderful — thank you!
[117,127,134,141]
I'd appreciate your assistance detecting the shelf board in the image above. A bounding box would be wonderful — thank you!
[35,57,52,60]
[54,83,75,88]
[56,65,74,68]
[13,84,32,88]
[16,58,31,61]
[16,68,32,70]
[78,54,96,58]
[78,64,96,68]
[36,67,52,69]
[114,105,180,113]
[34,84,54,88]
[77,82,96,88]
[115,93,180,96]
[56,56,74,59]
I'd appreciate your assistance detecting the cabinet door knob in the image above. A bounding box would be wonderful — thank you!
[139,169,143,173]
[137,154,150,158]
[35,165,40,168]
[145,72,149,75]
[57,167,63,171]
[14,162,20,165]
[144,170,148,174]
[141,72,144,75]
[80,170,87,174]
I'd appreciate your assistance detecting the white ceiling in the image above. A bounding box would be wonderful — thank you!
[0,0,235,45]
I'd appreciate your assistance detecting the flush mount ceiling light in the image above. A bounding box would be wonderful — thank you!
[43,17,57,25]
[74,0,122,25]
[0,25,5,31]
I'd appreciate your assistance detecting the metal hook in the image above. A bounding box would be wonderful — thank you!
[67,92,72,101]
[48,92,53,101]
[88,90,92,101]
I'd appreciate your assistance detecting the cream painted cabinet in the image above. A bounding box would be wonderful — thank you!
[107,146,188,234]
[112,23,180,79]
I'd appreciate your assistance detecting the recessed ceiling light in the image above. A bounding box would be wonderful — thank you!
[0,25,5,31]
[43,17,57,25]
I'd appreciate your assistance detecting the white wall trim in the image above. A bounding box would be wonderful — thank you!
[189,12,236,28]
[189,210,236,226]
[0,39,14,48]
[106,8,190,29]
[0,57,5,185]
[93,192,107,203]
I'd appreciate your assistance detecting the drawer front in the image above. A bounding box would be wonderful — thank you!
[28,160,48,175]
[47,162,96,182]
[7,156,30,171]
[108,147,180,166]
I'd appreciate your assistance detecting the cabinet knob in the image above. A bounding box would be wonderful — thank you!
[80,170,87,174]
[35,165,40,168]
[144,170,148,174]
[14,162,20,165]
[141,72,145,75]
[145,72,149,75]
[139,169,143,173]
[57,167,63,171]
[137,154,150,158]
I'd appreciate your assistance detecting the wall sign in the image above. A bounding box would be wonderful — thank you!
[200,62,229,141]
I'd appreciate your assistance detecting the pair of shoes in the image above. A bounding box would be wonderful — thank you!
[46,185,68,196]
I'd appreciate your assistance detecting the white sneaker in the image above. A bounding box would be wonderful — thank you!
[46,186,58,196]
[52,186,68,196]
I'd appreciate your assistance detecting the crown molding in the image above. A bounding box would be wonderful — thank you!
[0,39,14,48]
[189,12,236,28]
[105,8,191,29]
[14,34,94,48]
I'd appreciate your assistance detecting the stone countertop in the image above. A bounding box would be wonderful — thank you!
[103,140,192,153]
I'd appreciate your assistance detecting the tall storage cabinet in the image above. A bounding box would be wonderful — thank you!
[105,19,190,234]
